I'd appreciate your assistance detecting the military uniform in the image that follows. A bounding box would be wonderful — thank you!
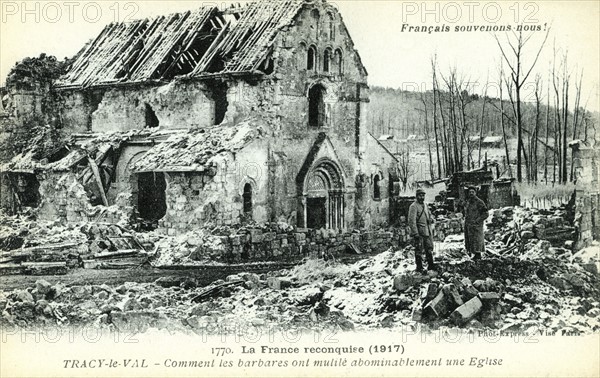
[464,195,488,259]
[408,197,435,272]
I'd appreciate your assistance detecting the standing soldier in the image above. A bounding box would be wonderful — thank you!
[463,186,489,260]
[408,188,436,272]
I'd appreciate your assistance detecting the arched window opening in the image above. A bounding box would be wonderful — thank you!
[323,49,332,72]
[144,103,159,128]
[328,13,335,40]
[334,49,343,75]
[373,175,381,200]
[243,183,253,218]
[298,42,307,69]
[311,9,320,39]
[307,45,317,70]
[308,84,326,128]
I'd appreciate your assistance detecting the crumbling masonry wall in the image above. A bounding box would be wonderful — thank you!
[37,172,130,225]
[158,142,269,235]
[58,81,216,133]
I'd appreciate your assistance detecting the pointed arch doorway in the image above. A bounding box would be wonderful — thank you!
[301,159,345,230]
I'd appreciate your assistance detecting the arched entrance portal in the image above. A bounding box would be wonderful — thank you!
[302,160,345,229]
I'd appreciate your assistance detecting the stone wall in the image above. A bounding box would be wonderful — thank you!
[395,213,464,243]
[157,142,270,235]
[575,190,600,250]
[358,133,399,228]
[191,227,397,263]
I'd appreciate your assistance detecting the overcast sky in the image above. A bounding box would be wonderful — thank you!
[1,0,598,111]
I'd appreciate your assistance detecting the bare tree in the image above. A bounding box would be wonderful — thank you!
[431,55,442,179]
[498,63,513,177]
[397,149,417,190]
[570,68,584,181]
[477,72,489,167]
[494,28,550,182]
[419,93,435,180]
[531,74,542,182]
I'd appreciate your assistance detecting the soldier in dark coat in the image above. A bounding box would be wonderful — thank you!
[408,188,436,272]
[463,186,488,260]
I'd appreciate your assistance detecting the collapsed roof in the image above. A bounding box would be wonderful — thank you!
[131,119,265,173]
[57,0,306,88]
[1,129,176,173]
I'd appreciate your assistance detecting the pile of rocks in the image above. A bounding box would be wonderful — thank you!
[391,272,503,328]
[0,214,149,273]
[485,206,575,248]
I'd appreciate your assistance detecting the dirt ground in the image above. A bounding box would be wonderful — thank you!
[0,264,291,291]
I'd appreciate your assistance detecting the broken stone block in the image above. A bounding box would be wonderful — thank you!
[462,283,479,300]
[380,314,394,328]
[97,291,109,300]
[503,293,523,306]
[581,263,598,275]
[424,290,450,317]
[241,273,260,284]
[226,274,242,282]
[411,308,423,322]
[466,319,484,329]
[449,297,483,326]
[564,273,586,288]
[548,276,572,291]
[296,287,323,306]
[478,292,501,306]
[267,277,291,290]
[313,301,330,317]
[123,298,142,312]
[421,283,438,302]
[393,273,422,292]
[35,279,52,295]
[154,277,182,288]
[243,280,258,290]
[521,230,535,240]
[442,284,464,308]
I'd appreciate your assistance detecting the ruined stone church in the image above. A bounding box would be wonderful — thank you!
[1,0,399,234]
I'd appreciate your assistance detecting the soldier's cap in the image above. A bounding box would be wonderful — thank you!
[416,188,426,195]
[465,186,478,191]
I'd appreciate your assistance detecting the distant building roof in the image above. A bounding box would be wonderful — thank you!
[482,136,503,144]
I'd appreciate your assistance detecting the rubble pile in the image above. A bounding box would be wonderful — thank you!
[482,206,576,258]
[152,228,226,266]
[0,212,149,273]
[2,243,598,334]
[432,213,464,242]
[37,173,131,225]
